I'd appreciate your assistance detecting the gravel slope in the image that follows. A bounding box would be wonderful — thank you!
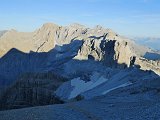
[1,89,160,120]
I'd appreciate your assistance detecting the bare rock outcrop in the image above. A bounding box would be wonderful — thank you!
[135,58,160,75]
[0,22,159,75]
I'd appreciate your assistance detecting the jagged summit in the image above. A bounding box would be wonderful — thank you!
[69,23,85,28]
[40,23,59,29]
[0,22,159,75]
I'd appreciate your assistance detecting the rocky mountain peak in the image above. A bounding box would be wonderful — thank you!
[0,23,159,75]
[69,23,85,28]
[41,23,59,29]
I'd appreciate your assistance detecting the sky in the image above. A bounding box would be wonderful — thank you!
[0,0,160,37]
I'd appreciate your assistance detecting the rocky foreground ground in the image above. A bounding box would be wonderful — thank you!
[1,85,160,120]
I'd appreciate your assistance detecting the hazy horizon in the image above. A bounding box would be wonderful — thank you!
[0,0,160,37]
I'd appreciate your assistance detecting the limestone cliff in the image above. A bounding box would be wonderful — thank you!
[0,22,159,75]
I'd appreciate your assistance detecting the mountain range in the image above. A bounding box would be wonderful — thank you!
[0,23,160,120]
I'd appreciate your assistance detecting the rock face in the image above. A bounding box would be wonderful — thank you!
[0,22,159,110]
[0,23,159,84]
[33,23,59,52]
[0,23,86,57]
[75,38,135,68]
[135,58,160,75]
[0,30,33,57]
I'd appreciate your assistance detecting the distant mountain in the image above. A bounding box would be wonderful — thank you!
[131,37,160,51]
[0,23,159,113]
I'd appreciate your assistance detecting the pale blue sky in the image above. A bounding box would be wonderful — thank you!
[0,0,160,37]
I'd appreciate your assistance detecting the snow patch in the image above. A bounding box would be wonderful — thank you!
[56,72,108,100]
[69,76,108,99]
[102,82,132,95]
